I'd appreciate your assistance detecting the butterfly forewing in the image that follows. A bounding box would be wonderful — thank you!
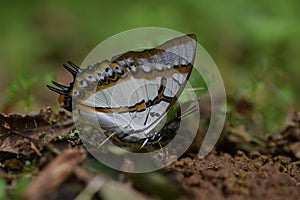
[61,34,197,143]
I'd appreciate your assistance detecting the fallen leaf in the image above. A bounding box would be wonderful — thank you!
[0,107,75,155]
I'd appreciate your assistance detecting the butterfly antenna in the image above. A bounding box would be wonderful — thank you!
[187,87,204,92]
[141,138,149,148]
[179,105,198,119]
[97,132,117,148]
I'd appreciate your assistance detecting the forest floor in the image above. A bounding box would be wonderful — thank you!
[0,107,299,200]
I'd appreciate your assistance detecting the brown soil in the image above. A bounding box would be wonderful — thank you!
[168,151,300,200]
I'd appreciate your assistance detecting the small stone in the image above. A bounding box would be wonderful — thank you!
[250,151,261,159]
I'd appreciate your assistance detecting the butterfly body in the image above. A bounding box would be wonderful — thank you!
[48,34,197,145]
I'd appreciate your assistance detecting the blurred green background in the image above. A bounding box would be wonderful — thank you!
[0,0,299,133]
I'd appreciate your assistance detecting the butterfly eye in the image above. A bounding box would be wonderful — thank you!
[62,95,72,111]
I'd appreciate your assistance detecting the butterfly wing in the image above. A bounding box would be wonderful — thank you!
[75,34,197,142]
[47,34,197,144]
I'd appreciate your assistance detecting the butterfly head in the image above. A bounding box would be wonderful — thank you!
[47,61,81,112]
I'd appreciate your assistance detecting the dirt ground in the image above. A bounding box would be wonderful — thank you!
[0,107,299,200]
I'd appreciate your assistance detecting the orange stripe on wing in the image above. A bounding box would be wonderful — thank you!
[75,77,175,114]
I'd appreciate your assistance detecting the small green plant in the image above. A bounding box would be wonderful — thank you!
[229,64,293,138]
[8,177,31,200]
[5,75,37,112]
[0,178,6,200]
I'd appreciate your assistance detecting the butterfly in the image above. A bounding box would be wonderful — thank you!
[47,34,197,147]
